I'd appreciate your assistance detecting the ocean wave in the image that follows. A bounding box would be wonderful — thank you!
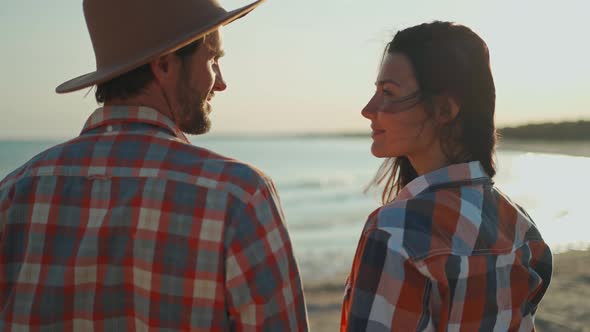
[281,191,375,208]
[277,176,359,190]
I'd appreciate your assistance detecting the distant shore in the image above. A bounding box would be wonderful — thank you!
[305,249,590,332]
[499,120,590,141]
[497,139,590,158]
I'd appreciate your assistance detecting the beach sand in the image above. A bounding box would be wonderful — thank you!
[305,250,590,332]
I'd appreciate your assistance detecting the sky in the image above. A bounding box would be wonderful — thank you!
[0,0,589,139]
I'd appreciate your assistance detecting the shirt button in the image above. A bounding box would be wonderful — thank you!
[106,125,113,132]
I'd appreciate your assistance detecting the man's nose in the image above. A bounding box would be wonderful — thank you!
[213,66,227,92]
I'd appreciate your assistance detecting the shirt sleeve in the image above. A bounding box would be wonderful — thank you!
[224,177,309,331]
[0,180,14,243]
[345,228,432,331]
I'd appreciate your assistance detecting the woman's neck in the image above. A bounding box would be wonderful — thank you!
[407,140,450,176]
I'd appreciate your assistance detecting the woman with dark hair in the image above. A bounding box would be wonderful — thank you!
[340,21,552,331]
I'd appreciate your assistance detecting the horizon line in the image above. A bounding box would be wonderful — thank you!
[2,119,590,141]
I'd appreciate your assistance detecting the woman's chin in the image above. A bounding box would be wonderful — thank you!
[370,144,388,158]
[371,143,402,159]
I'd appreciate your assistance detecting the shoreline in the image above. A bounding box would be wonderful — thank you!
[497,139,590,158]
[305,249,590,332]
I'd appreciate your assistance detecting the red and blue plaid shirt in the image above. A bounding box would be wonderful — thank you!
[341,161,552,331]
[0,105,308,331]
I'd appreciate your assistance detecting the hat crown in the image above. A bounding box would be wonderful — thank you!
[84,0,227,69]
[56,0,263,93]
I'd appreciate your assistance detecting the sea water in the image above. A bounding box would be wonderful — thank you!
[1,137,588,280]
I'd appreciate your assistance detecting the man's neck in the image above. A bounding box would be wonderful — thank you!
[105,88,175,122]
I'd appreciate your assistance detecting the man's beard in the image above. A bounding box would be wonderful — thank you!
[175,73,211,135]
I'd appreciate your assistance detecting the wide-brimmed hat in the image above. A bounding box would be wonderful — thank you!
[56,0,264,93]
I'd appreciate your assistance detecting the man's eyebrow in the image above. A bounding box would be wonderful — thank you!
[375,79,401,87]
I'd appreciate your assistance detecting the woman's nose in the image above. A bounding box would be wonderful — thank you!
[361,95,378,119]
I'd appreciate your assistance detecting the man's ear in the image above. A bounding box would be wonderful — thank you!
[435,95,461,124]
[150,54,178,85]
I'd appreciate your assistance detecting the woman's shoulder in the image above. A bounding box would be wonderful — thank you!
[374,187,463,228]
[369,191,460,260]
[370,183,542,261]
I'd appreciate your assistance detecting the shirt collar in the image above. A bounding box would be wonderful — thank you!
[396,161,491,201]
[80,105,190,143]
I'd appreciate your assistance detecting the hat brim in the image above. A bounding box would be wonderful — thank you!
[56,0,264,94]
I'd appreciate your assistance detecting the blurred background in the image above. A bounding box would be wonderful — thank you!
[1,0,589,330]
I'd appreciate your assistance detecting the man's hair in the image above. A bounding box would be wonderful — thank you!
[94,37,205,103]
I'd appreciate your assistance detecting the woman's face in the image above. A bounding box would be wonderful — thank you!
[361,52,437,159]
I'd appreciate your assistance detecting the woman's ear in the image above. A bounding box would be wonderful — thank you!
[435,95,461,124]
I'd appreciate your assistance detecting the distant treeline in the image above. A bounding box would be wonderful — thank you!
[286,120,590,140]
[499,120,590,141]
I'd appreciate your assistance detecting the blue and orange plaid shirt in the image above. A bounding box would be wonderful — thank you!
[0,106,308,331]
[341,161,552,331]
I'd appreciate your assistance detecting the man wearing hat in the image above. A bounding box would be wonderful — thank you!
[0,0,308,330]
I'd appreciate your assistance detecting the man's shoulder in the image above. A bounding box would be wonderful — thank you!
[192,147,272,199]
[98,136,273,203]
[0,136,273,204]
[0,140,71,192]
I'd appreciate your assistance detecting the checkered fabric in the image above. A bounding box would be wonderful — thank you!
[0,106,308,331]
[341,161,552,331]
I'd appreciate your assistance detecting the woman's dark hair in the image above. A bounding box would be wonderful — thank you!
[94,37,205,103]
[372,21,497,204]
